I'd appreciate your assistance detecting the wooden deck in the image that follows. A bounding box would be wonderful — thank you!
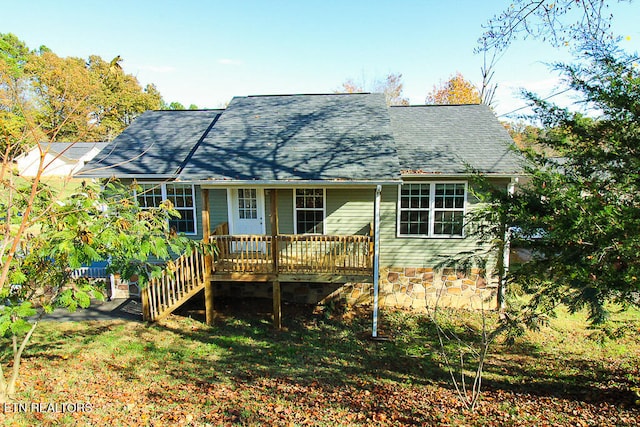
[141,187,378,327]
[141,216,373,324]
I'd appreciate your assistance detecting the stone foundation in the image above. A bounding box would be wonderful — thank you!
[374,266,496,310]
[212,266,497,311]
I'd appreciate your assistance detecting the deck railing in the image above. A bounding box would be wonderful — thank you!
[141,249,208,321]
[211,234,372,275]
[214,235,274,273]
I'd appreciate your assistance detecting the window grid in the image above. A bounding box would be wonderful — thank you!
[137,184,163,210]
[136,183,197,235]
[399,184,430,236]
[237,189,258,220]
[433,183,465,236]
[398,182,466,238]
[166,184,196,234]
[294,189,325,234]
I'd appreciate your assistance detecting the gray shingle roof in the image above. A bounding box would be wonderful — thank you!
[178,93,401,182]
[77,110,223,178]
[80,96,523,182]
[389,104,524,175]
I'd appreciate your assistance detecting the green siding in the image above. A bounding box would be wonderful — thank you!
[325,188,374,235]
[192,180,506,270]
[199,188,294,235]
[379,181,494,267]
[275,189,294,234]
[208,188,228,231]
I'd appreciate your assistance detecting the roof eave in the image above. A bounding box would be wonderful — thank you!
[75,173,178,180]
[188,179,402,188]
[400,172,526,179]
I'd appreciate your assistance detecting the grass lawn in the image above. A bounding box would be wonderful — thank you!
[1,299,639,426]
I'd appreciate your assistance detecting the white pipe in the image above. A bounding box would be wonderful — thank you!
[500,177,517,310]
[372,185,382,337]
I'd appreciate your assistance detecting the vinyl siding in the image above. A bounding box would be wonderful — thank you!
[208,188,228,231]
[379,180,500,267]
[325,188,374,235]
[274,189,294,234]
[196,179,506,270]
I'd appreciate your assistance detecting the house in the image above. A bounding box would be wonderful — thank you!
[15,142,109,177]
[78,93,523,324]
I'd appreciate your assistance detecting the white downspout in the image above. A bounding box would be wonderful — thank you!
[499,177,517,310]
[372,185,382,337]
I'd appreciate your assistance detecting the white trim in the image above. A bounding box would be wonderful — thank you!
[194,180,402,188]
[372,185,382,338]
[293,187,326,235]
[401,173,523,179]
[396,181,468,239]
[226,189,235,235]
[80,174,177,179]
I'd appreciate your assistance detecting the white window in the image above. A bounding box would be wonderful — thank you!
[237,188,258,219]
[398,182,466,238]
[136,183,197,235]
[294,188,325,234]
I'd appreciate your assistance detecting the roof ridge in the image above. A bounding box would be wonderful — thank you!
[149,108,226,112]
[390,103,483,108]
[246,92,372,98]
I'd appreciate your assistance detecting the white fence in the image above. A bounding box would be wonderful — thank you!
[70,266,109,279]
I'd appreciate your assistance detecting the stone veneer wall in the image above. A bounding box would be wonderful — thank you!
[211,266,497,311]
[338,267,497,310]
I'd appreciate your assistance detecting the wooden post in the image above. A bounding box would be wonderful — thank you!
[273,280,282,329]
[270,189,281,329]
[141,287,151,321]
[202,188,215,326]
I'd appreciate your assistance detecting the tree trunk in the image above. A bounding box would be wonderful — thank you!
[0,322,39,403]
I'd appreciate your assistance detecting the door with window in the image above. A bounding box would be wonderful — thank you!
[228,188,266,252]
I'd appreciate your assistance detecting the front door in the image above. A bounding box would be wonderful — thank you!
[228,188,265,235]
[228,188,266,254]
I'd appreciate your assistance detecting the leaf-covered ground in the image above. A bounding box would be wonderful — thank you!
[2,299,639,426]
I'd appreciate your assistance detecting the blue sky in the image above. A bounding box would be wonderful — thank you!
[2,0,639,118]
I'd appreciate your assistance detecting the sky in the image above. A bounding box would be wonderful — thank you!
[2,0,639,119]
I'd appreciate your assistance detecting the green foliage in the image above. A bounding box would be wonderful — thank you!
[0,32,167,145]
[0,33,30,78]
[1,178,196,343]
[0,301,36,337]
[486,50,640,324]
[168,101,185,110]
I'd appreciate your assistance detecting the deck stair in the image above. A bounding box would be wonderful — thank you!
[141,249,209,322]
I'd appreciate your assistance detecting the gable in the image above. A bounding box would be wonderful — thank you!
[77,110,223,178]
[178,93,401,182]
[16,142,108,177]
[389,104,523,175]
